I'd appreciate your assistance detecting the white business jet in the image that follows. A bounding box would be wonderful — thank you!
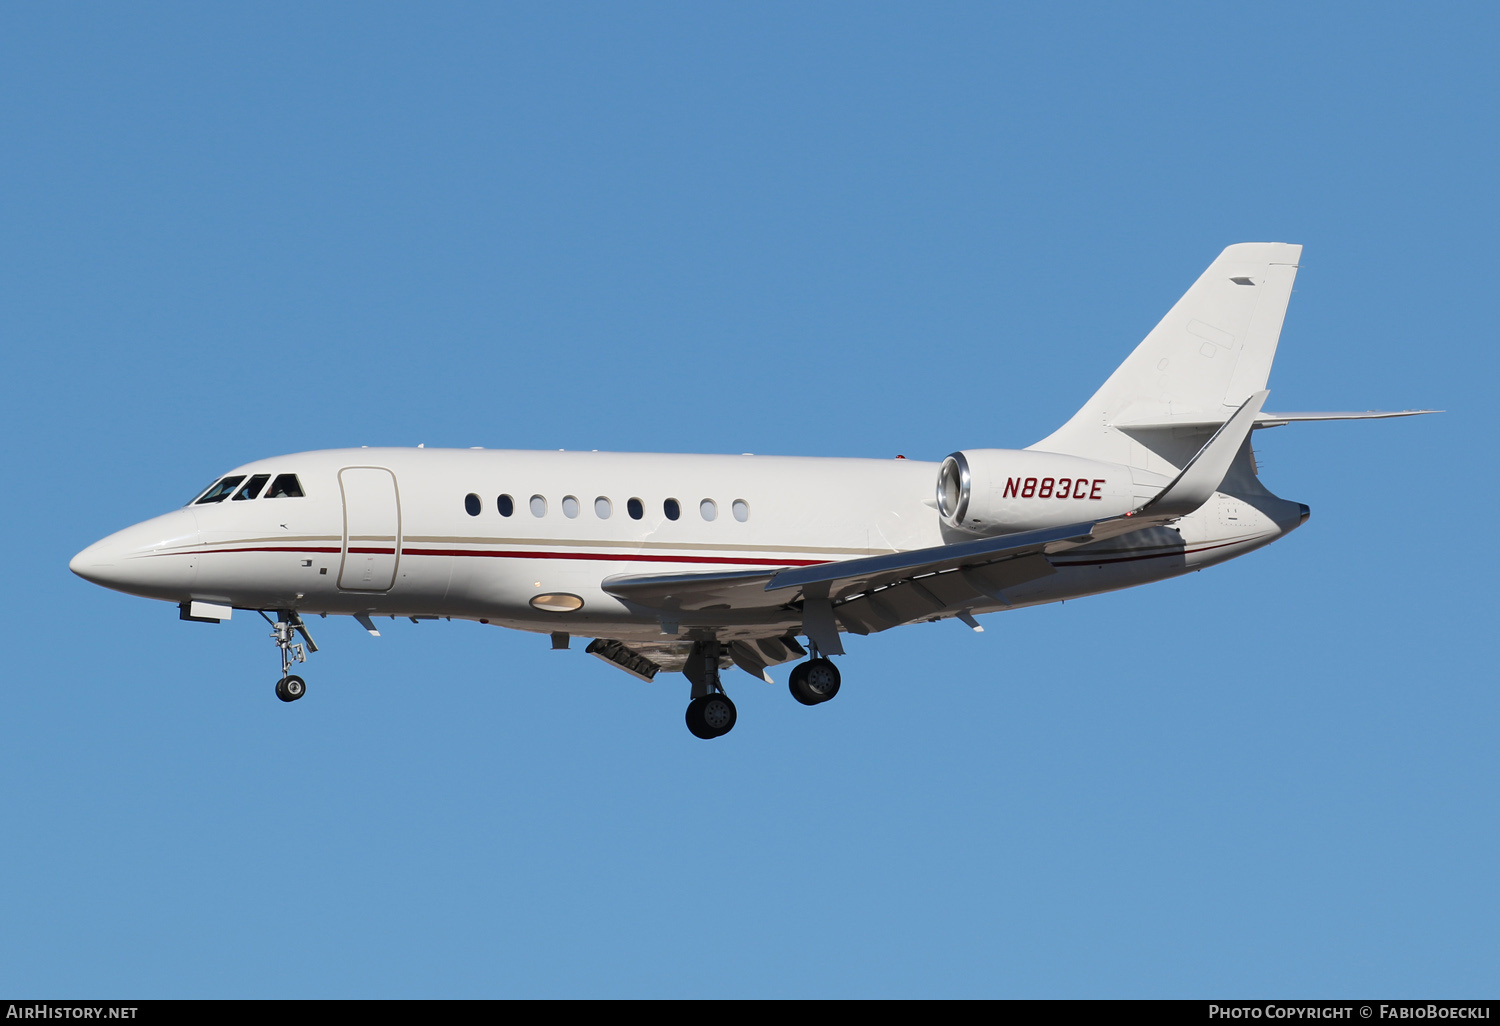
[71,243,1432,738]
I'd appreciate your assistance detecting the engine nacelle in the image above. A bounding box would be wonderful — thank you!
[935,449,1135,535]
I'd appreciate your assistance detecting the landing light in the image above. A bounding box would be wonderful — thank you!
[530,593,584,613]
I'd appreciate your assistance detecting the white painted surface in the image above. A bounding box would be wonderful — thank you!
[338,467,400,591]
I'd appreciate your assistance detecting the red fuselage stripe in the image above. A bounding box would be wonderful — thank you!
[180,537,1251,570]
[186,545,828,567]
[402,547,827,566]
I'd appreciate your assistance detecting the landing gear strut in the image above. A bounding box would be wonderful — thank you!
[682,638,736,739]
[260,610,317,703]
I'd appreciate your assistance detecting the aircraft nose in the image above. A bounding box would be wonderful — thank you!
[70,509,201,599]
[69,537,119,585]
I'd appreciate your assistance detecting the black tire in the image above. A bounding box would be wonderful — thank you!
[788,662,820,706]
[789,658,840,704]
[699,693,737,736]
[685,698,716,739]
[275,675,307,703]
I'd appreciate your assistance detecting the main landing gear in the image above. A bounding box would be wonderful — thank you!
[259,610,318,703]
[682,639,737,739]
[686,693,737,740]
[788,657,841,706]
[676,637,845,737]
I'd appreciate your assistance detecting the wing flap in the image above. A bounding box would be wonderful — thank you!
[835,569,1007,635]
[585,638,663,682]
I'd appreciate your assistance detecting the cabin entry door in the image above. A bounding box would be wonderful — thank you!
[338,467,401,591]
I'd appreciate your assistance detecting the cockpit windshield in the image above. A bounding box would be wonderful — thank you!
[187,471,304,506]
[232,474,271,501]
[187,480,221,505]
[193,476,246,504]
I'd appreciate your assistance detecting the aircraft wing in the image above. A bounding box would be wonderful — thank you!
[599,512,1151,653]
[601,566,783,613]
[602,391,1268,651]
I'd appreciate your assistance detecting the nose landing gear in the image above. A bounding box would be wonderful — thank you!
[259,610,317,703]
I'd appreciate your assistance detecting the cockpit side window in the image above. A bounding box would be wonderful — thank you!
[232,474,271,501]
[264,474,305,498]
[194,476,246,504]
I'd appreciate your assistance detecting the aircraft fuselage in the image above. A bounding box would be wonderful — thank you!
[71,445,1304,643]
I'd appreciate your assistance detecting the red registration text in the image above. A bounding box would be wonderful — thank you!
[1002,477,1105,500]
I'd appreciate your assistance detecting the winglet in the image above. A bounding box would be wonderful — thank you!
[1134,389,1268,519]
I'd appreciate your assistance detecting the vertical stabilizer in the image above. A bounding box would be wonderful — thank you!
[1029,242,1301,469]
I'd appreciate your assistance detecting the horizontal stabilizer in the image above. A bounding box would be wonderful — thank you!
[1256,409,1440,427]
[1111,408,1440,431]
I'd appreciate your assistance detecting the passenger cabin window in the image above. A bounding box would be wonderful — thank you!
[530,495,547,517]
[562,496,580,519]
[664,498,680,521]
[464,493,481,516]
[233,474,271,501]
[700,499,717,521]
[594,497,612,519]
[264,474,304,498]
[195,476,245,504]
[627,497,644,520]
[497,494,514,517]
[733,499,750,522]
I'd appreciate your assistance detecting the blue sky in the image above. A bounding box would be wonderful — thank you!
[0,3,1492,997]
